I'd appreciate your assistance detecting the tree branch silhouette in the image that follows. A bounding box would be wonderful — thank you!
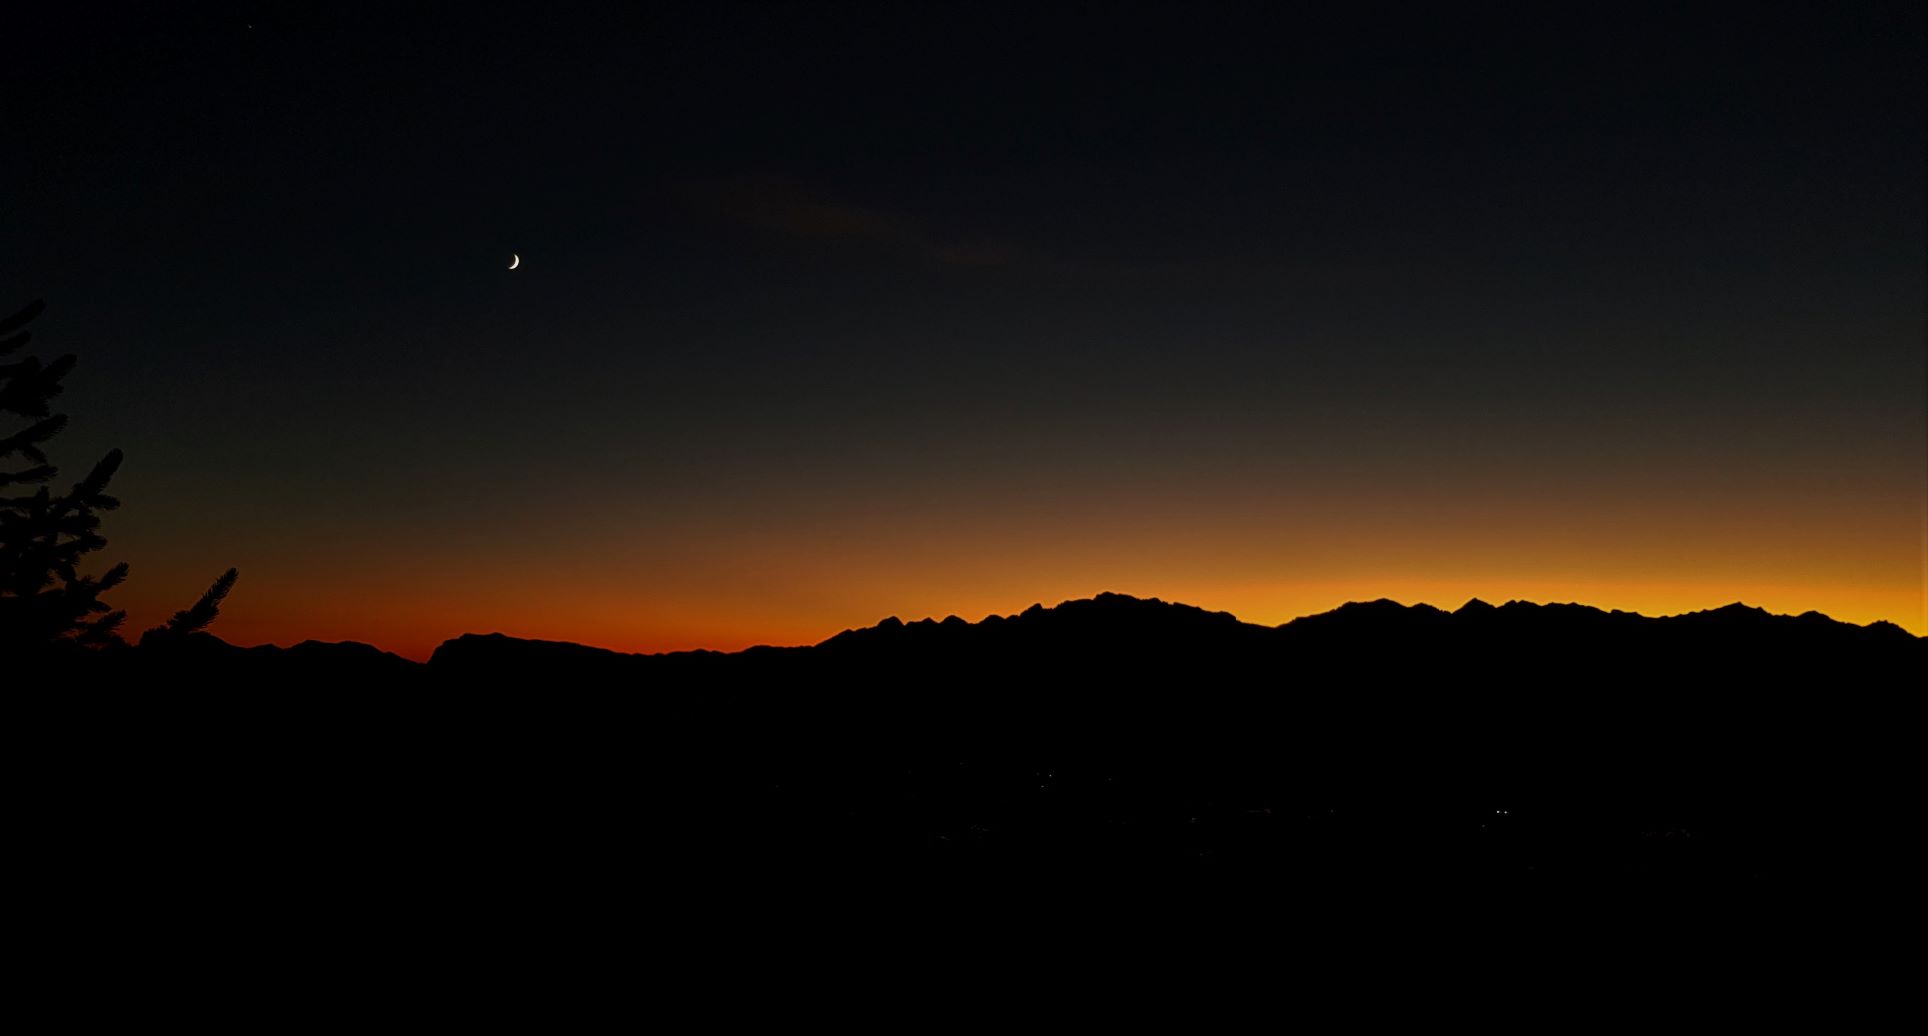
[160,568,239,637]
[1,300,236,652]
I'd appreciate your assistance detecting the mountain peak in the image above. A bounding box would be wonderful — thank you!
[1676,602,1772,621]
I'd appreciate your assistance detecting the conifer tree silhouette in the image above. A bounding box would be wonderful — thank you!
[0,300,235,651]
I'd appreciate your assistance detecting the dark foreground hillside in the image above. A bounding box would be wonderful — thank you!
[24,593,1921,929]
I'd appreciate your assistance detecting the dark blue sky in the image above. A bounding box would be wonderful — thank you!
[6,2,1923,653]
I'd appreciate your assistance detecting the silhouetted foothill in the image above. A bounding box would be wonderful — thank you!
[131,628,418,683]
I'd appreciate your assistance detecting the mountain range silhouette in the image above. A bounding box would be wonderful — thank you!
[31,592,1917,916]
[97,590,1926,685]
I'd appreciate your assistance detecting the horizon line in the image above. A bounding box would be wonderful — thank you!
[225,590,1925,662]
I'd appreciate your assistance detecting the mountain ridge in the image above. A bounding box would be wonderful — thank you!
[66,590,1918,681]
[38,590,1918,888]
[426,591,1922,668]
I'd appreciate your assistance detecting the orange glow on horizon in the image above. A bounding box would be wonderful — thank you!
[110,573,1924,664]
[100,447,1926,660]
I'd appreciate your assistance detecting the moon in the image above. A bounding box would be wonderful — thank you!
[508,253,520,270]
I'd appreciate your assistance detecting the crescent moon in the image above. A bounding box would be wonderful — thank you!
[508,254,520,270]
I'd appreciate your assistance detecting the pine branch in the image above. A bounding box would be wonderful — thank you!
[80,610,127,646]
[0,465,55,485]
[164,568,240,635]
[0,299,44,339]
[0,414,68,460]
[0,355,76,418]
[77,449,122,497]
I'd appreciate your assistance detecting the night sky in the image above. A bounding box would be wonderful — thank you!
[8,3,1923,658]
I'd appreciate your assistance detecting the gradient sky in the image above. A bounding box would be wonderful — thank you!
[7,3,1924,658]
